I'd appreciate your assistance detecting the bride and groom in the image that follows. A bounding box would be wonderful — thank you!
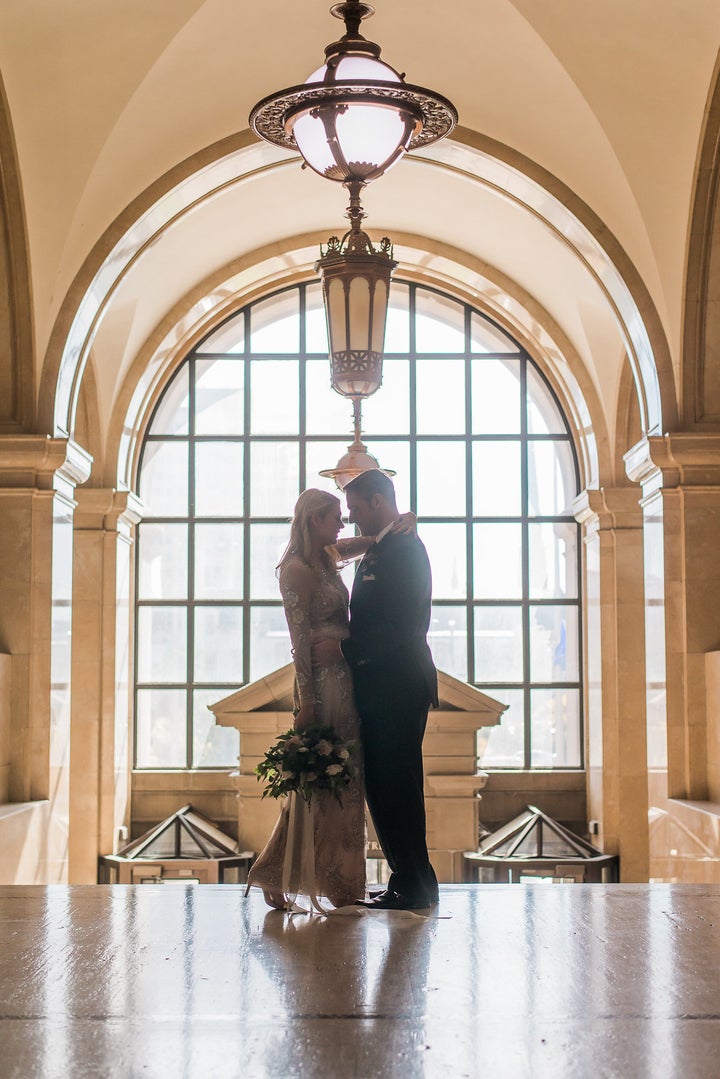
[246,469,439,912]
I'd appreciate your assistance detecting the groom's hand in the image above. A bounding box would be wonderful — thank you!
[311,638,344,667]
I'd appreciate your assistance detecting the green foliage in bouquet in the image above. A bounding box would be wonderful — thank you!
[254,725,358,806]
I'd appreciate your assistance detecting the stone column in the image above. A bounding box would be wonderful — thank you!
[0,436,91,882]
[626,434,720,880]
[574,488,649,882]
[69,488,142,883]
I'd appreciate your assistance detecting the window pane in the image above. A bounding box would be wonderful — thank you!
[195,442,244,517]
[531,688,581,767]
[250,442,299,516]
[530,605,578,682]
[416,441,466,516]
[479,688,524,767]
[416,359,465,434]
[364,441,410,510]
[415,289,465,352]
[138,524,188,600]
[529,522,578,599]
[149,366,189,435]
[527,440,577,516]
[527,365,566,434]
[250,291,299,353]
[473,523,522,599]
[473,442,521,517]
[140,442,188,517]
[471,313,518,354]
[194,523,244,599]
[473,606,523,682]
[305,284,329,353]
[192,689,239,768]
[197,311,245,353]
[306,360,349,434]
[250,606,292,681]
[137,607,187,682]
[305,440,353,493]
[362,359,409,436]
[385,285,410,353]
[250,359,299,433]
[195,359,244,435]
[428,605,467,681]
[421,523,466,600]
[194,607,243,683]
[136,689,187,768]
[472,359,521,434]
[249,524,290,599]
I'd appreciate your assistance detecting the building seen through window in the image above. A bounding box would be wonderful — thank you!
[135,282,582,770]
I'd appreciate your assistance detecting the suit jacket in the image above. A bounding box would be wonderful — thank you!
[340,531,439,711]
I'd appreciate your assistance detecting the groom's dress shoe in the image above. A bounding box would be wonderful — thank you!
[361,890,436,911]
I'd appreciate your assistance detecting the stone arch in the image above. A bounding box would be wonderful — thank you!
[106,234,610,499]
[683,51,720,429]
[40,130,675,470]
[0,71,34,433]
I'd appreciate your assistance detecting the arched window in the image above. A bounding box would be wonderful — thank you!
[134,282,581,770]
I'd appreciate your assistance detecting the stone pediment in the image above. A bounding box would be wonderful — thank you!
[209,664,507,729]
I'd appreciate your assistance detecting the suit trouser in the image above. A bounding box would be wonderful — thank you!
[358,681,438,902]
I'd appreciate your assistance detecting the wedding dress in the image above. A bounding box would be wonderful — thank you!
[246,556,366,910]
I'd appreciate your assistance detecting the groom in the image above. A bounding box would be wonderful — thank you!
[314,470,439,910]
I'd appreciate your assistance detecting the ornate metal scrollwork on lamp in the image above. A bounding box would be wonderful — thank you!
[249,0,457,486]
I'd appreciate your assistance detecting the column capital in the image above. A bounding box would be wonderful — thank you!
[573,487,643,530]
[74,487,143,531]
[625,432,720,493]
[0,435,92,491]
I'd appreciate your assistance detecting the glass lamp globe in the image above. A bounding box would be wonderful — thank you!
[249,1,456,185]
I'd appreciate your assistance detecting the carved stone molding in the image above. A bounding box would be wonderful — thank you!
[73,488,142,532]
[0,435,92,491]
[625,433,720,494]
[573,488,643,532]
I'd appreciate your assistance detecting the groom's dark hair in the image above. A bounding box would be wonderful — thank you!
[345,469,397,508]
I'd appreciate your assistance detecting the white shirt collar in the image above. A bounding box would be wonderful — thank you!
[375,521,395,545]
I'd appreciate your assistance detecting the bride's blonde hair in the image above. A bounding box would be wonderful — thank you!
[277,488,342,575]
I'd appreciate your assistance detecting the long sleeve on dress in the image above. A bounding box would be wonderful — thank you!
[279,559,316,708]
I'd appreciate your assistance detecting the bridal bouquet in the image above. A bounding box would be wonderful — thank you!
[254,725,357,806]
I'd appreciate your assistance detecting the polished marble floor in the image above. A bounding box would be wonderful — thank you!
[1,884,719,1078]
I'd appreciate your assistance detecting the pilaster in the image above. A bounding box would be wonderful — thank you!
[69,488,142,883]
[0,435,91,882]
[626,434,720,881]
[574,487,649,881]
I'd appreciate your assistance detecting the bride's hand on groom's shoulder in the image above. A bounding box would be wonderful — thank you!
[392,511,417,535]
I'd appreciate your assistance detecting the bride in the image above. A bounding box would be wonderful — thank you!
[245,487,413,912]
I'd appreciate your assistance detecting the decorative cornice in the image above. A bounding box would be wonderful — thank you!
[625,433,720,493]
[74,487,143,531]
[0,435,92,490]
[573,487,642,531]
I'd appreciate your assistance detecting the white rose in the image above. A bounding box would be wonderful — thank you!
[315,739,333,756]
[326,764,343,775]
[338,749,349,760]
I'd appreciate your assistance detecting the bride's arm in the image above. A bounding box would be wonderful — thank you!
[333,511,417,560]
[279,560,317,731]
[335,535,374,560]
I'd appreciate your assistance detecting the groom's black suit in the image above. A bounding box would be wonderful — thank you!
[340,529,439,905]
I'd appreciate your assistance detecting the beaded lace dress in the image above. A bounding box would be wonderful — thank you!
[246,555,366,909]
